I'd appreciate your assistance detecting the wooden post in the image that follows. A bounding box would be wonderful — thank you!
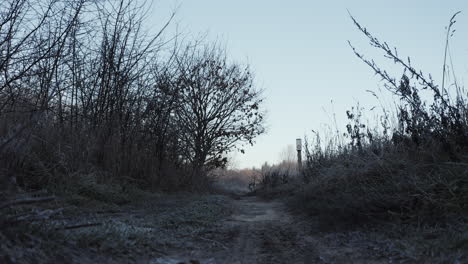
[296,138,302,171]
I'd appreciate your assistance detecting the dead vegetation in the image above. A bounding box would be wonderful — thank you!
[252,12,468,262]
[1,186,232,263]
[0,0,265,197]
[0,0,267,262]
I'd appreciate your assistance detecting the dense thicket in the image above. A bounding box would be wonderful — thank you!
[0,0,265,193]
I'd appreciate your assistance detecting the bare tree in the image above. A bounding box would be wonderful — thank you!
[0,0,179,190]
[0,0,85,149]
[174,43,265,176]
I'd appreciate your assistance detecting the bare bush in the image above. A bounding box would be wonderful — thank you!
[290,12,468,228]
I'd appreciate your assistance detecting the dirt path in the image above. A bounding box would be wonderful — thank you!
[223,197,299,263]
[152,196,310,264]
[148,195,460,264]
[6,192,436,263]
[5,191,465,263]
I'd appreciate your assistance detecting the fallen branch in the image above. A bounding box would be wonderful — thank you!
[0,196,55,210]
[3,208,64,225]
[56,222,102,230]
[17,208,64,221]
[16,190,49,198]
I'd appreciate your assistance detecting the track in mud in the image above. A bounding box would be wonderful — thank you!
[152,196,310,264]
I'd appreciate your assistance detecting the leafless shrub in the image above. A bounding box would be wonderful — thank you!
[292,12,468,229]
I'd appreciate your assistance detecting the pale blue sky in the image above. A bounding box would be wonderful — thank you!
[148,0,468,169]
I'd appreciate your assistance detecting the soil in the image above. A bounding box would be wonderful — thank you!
[152,196,308,264]
[150,195,468,264]
[149,195,397,264]
[2,192,466,263]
